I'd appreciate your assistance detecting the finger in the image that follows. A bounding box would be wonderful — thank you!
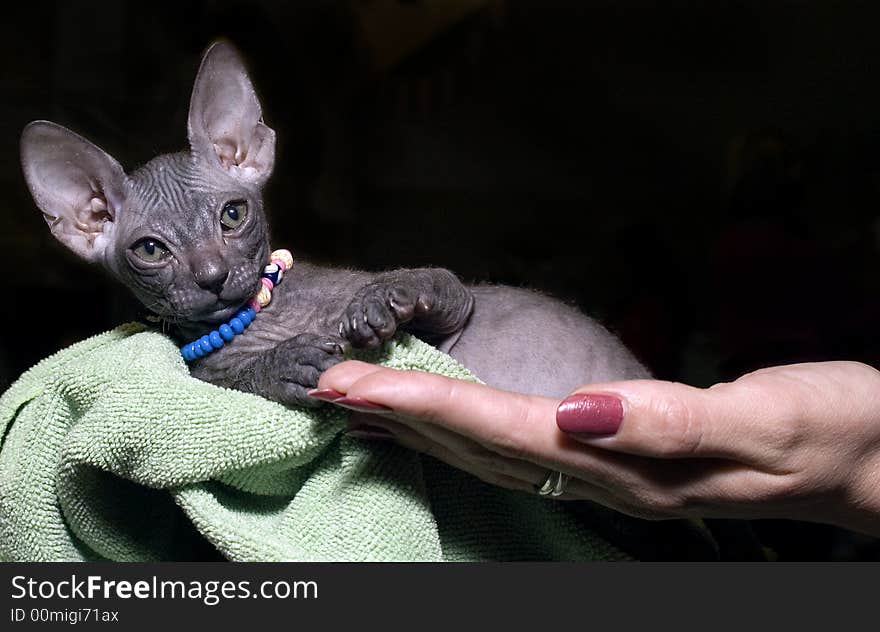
[317,360,386,393]
[528,432,812,520]
[347,413,619,504]
[379,422,624,505]
[347,411,552,486]
[336,366,560,448]
[346,414,539,493]
[346,401,683,509]
[557,378,801,465]
[332,367,642,486]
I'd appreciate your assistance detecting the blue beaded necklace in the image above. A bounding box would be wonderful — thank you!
[179,248,293,362]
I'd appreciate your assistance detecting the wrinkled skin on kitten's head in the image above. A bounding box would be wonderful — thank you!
[20,41,275,325]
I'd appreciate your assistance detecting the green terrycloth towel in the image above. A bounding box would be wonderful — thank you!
[0,324,629,561]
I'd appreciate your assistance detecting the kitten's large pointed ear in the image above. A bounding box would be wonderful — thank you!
[20,121,127,263]
[188,41,275,184]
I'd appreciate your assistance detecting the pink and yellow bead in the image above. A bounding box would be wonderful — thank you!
[247,248,293,313]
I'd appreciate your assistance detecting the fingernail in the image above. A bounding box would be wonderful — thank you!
[345,425,395,441]
[556,394,623,436]
[307,388,346,402]
[334,396,393,414]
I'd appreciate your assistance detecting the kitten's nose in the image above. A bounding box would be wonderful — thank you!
[192,255,229,294]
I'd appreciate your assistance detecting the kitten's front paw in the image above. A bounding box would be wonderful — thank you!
[339,280,432,348]
[270,333,347,407]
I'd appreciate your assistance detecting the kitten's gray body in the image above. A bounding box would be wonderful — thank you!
[189,261,647,401]
[20,41,647,409]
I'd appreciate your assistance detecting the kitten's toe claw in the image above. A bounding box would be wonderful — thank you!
[318,338,345,354]
[415,296,433,315]
[348,311,378,348]
[388,287,416,322]
[365,298,395,339]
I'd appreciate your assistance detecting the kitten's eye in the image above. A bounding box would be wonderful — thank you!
[220,200,248,230]
[131,238,169,262]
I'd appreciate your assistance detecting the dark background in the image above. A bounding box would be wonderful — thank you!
[1,1,878,559]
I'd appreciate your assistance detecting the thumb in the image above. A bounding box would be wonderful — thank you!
[555,377,792,463]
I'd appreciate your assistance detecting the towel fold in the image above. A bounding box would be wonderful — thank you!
[0,324,629,561]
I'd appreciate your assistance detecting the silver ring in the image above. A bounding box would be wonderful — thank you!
[535,470,569,497]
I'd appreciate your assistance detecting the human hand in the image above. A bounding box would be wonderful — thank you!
[311,360,880,536]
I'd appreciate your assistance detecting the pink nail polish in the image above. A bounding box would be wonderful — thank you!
[334,396,393,414]
[556,394,623,436]
[307,388,345,402]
